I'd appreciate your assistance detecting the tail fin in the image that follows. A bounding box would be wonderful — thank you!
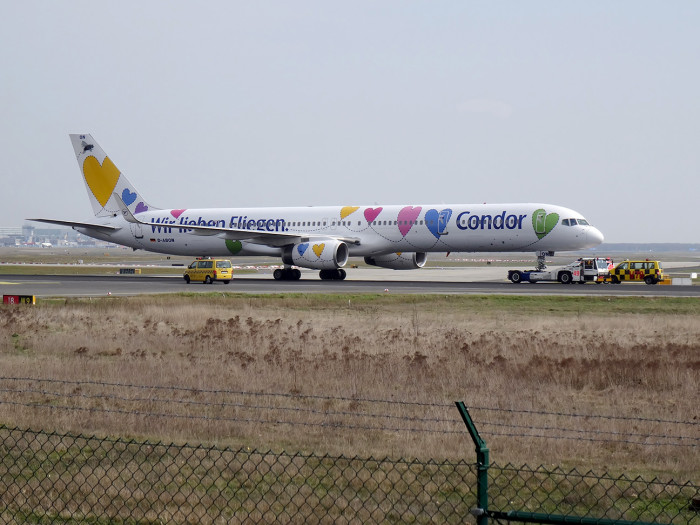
[69,134,157,218]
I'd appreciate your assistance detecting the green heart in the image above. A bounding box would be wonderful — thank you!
[225,239,243,255]
[532,209,559,240]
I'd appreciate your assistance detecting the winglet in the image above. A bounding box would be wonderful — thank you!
[112,192,140,224]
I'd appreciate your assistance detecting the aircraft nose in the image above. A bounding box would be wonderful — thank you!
[588,227,604,246]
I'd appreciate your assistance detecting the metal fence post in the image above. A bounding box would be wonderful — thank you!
[456,401,489,525]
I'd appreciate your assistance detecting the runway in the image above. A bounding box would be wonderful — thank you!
[1,270,699,298]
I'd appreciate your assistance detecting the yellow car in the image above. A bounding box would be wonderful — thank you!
[609,260,665,285]
[183,258,233,284]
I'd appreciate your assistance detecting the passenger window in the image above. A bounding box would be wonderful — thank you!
[619,263,628,270]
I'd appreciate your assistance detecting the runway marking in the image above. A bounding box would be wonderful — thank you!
[0,280,61,285]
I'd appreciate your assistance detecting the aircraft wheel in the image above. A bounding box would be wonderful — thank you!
[273,269,283,280]
[338,269,346,280]
[293,269,301,280]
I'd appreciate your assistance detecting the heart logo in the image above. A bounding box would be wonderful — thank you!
[83,156,120,207]
[340,206,359,219]
[297,243,309,256]
[425,208,453,239]
[364,207,383,223]
[225,239,242,255]
[134,202,149,214]
[425,209,440,239]
[312,243,325,258]
[171,209,186,219]
[397,206,422,237]
[532,209,560,240]
[121,188,137,206]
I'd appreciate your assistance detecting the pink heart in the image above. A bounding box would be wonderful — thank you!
[397,206,422,237]
[171,209,186,219]
[364,207,383,223]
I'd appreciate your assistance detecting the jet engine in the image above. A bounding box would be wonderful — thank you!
[364,252,427,270]
[282,239,349,270]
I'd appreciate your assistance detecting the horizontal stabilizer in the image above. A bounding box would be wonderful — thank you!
[28,218,121,234]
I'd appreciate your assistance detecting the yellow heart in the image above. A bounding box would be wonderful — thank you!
[340,206,359,219]
[83,156,120,207]
[312,243,325,258]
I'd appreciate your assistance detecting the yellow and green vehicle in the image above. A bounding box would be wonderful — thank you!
[607,260,667,285]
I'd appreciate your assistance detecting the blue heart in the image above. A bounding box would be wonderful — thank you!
[425,209,440,239]
[122,188,137,206]
[297,243,309,256]
[425,208,453,239]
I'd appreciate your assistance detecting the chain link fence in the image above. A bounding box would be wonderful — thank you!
[0,425,476,524]
[488,463,698,524]
[0,425,697,524]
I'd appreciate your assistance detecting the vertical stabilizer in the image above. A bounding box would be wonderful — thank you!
[69,134,156,218]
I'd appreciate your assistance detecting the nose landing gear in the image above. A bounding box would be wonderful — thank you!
[536,250,554,271]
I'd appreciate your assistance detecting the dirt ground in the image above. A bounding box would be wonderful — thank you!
[0,294,698,479]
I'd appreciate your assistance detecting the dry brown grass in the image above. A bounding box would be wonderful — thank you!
[0,294,698,479]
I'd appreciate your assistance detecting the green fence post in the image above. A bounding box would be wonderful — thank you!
[456,401,489,525]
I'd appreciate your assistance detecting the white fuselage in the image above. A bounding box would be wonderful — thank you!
[80,202,603,258]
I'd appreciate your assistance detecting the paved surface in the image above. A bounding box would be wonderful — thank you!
[1,269,698,298]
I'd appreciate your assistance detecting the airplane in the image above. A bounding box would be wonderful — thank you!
[30,134,604,280]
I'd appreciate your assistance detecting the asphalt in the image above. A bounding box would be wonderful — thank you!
[1,268,698,299]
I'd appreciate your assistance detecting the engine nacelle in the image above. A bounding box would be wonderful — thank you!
[282,239,349,270]
[364,252,427,270]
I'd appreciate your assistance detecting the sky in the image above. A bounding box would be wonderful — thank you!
[1,2,698,244]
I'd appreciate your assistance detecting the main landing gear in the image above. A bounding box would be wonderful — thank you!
[273,268,301,280]
[319,269,346,280]
[272,268,348,281]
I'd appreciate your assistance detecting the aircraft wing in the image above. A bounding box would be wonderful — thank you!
[28,218,121,234]
[112,193,360,247]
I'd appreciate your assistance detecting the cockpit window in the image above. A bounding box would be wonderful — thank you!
[564,218,590,226]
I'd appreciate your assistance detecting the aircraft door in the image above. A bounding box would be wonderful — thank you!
[130,222,144,239]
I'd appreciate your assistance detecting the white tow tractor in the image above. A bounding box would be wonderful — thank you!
[508,257,613,284]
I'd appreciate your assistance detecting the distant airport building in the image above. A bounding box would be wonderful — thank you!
[0,224,115,247]
[0,226,24,246]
